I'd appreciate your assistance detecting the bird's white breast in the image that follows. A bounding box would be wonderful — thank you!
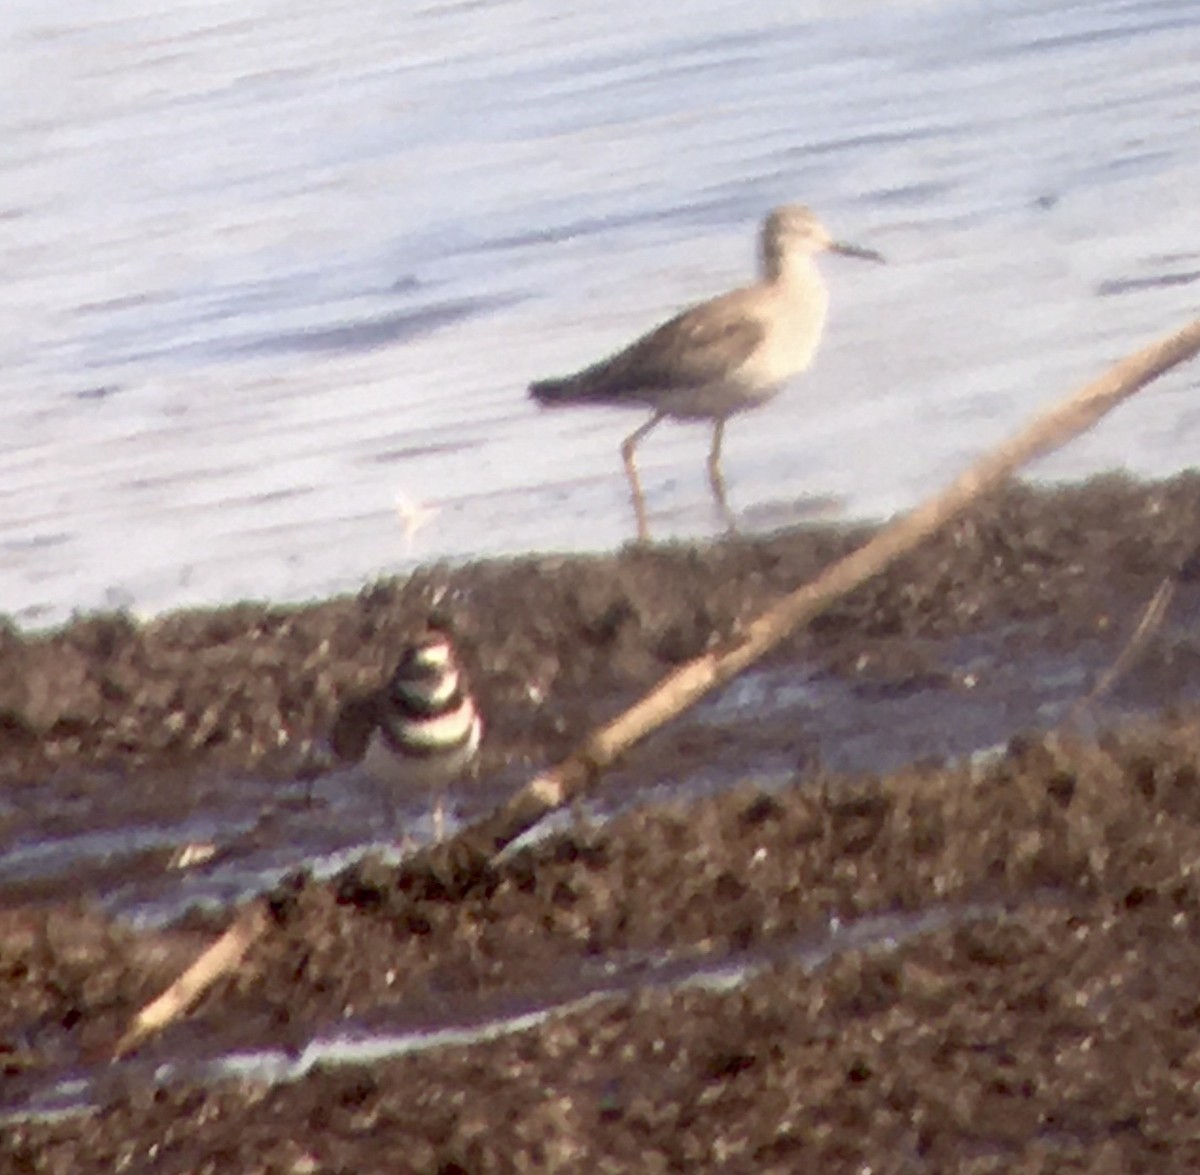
[362,712,481,791]
[735,264,829,388]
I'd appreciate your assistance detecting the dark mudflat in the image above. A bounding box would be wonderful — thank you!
[6,472,1200,1172]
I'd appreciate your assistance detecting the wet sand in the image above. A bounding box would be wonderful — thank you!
[6,472,1200,1171]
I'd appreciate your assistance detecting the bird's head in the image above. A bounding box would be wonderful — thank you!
[760,204,884,276]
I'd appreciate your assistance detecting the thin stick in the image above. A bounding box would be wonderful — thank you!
[1066,576,1176,725]
[465,317,1200,855]
[116,316,1200,1055]
[113,901,268,1058]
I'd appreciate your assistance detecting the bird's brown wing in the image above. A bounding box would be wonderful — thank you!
[556,292,766,402]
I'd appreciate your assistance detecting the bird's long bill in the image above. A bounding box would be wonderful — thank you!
[830,240,886,264]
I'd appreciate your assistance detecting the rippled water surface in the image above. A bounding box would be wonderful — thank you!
[3,0,1200,627]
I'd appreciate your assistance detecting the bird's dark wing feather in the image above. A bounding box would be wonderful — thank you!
[533,294,765,405]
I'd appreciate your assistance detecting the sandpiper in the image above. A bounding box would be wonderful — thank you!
[529,204,884,540]
[362,630,482,839]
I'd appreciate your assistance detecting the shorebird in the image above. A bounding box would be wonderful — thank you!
[361,629,482,839]
[529,204,884,540]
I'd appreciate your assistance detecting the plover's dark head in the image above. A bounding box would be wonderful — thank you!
[760,204,884,275]
[388,632,460,707]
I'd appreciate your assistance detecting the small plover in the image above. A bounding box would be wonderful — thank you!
[362,630,482,838]
[529,204,883,539]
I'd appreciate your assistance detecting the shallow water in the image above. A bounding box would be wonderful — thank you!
[7,902,1003,1128]
[3,898,990,1124]
[3,0,1200,630]
[0,619,1158,929]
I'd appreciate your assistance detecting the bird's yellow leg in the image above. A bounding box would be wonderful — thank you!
[621,411,663,542]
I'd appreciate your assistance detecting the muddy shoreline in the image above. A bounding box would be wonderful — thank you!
[6,473,1200,1171]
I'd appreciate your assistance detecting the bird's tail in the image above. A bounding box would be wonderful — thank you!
[529,376,581,406]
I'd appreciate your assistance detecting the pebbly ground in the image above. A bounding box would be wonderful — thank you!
[5,472,1200,1171]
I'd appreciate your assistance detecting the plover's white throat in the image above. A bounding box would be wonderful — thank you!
[530,204,883,540]
[362,631,482,838]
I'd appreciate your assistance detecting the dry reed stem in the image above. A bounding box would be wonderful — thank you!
[476,316,1200,853]
[116,316,1200,1056]
[1066,575,1177,726]
[112,901,268,1058]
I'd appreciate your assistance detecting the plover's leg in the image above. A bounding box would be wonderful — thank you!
[384,791,400,834]
[707,418,736,531]
[620,411,664,542]
[383,794,417,853]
